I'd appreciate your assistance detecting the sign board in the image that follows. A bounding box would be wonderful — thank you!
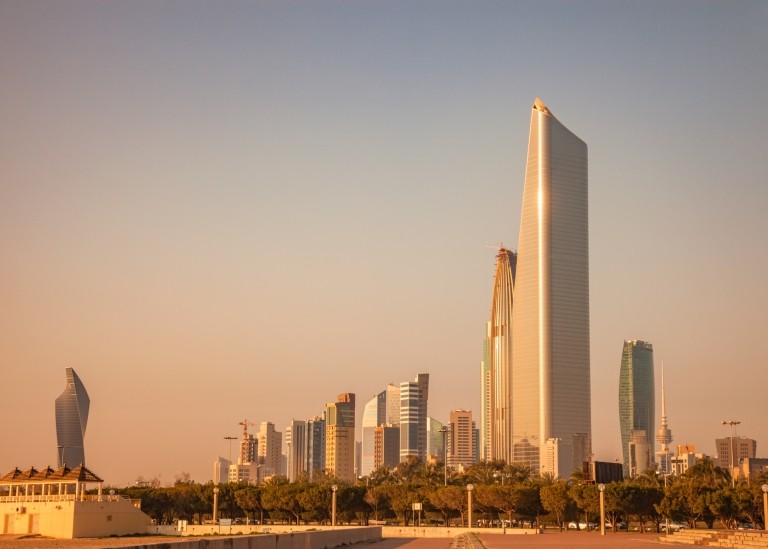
[219,519,232,526]
[177,520,188,532]
[411,503,422,511]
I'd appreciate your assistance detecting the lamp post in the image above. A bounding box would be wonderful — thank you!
[224,436,237,463]
[762,485,768,532]
[467,484,474,529]
[598,484,606,536]
[439,426,449,486]
[331,485,338,527]
[721,420,741,487]
[213,487,220,524]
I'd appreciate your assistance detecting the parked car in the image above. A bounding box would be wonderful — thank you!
[606,521,627,530]
[568,521,597,530]
[737,522,755,530]
[661,521,687,532]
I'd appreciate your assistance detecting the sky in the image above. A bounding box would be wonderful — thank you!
[1,1,767,487]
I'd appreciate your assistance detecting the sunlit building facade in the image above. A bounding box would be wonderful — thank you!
[619,340,655,476]
[511,99,591,475]
[55,368,90,467]
[447,409,477,469]
[400,374,429,461]
[285,420,306,482]
[480,321,492,461]
[360,384,400,476]
[487,248,516,462]
[257,422,282,476]
[326,393,356,482]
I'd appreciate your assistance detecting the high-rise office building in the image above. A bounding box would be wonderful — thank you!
[305,415,326,481]
[257,422,282,476]
[374,425,400,470]
[360,385,400,476]
[400,374,429,461]
[426,417,445,461]
[55,368,90,467]
[715,436,757,471]
[326,393,356,482]
[480,321,492,461]
[286,420,306,482]
[510,98,591,476]
[213,457,231,484]
[447,409,477,469]
[619,340,655,476]
[488,248,516,462]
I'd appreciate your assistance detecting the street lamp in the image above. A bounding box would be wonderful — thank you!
[721,420,741,487]
[762,485,768,532]
[598,484,605,536]
[224,436,237,463]
[213,487,220,524]
[467,484,474,529]
[439,426,449,486]
[331,485,338,527]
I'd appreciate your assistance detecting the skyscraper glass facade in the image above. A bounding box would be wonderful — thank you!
[510,99,590,475]
[619,340,655,476]
[55,368,90,467]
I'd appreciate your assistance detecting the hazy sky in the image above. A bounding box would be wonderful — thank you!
[2,1,767,487]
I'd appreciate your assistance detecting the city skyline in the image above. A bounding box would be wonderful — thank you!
[2,2,768,485]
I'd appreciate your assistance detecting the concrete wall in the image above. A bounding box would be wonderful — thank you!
[72,498,152,538]
[1,497,151,538]
[124,526,382,549]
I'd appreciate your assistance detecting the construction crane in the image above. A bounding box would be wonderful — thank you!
[238,419,255,439]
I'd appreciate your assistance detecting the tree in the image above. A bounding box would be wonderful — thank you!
[296,483,331,524]
[569,483,599,530]
[540,480,572,530]
[235,485,265,524]
[262,480,304,524]
[709,487,740,529]
[384,484,420,525]
[476,485,521,526]
[364,486,388,521]
[734,483,765,529]
[429,486,462,526]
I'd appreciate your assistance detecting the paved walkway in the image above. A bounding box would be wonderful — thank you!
[0,531,673,549]
[478,531,669,549]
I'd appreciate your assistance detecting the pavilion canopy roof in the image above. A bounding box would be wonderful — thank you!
[0,464,103,484]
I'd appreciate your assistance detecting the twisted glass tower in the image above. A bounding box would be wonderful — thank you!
[55,367,90,467]
[511,99,590,475]
[619,340,655,476]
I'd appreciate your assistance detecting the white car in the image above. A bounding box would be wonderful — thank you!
[661,521,687,532]
[568,521,597,530]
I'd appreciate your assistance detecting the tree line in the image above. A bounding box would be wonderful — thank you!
[109,457,767,531]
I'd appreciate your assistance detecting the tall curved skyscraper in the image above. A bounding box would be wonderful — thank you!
[619,340,655,476]
[55,367,90,467]
[488,247,516,462]
[511,99,591,475]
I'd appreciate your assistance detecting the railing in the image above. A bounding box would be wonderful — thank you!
[0,494,127,504]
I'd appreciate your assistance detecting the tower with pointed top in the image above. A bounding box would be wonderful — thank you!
[486,247,516,463]
[655,362,673,474]
[510,98,591,475]
[55,368,90,467]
